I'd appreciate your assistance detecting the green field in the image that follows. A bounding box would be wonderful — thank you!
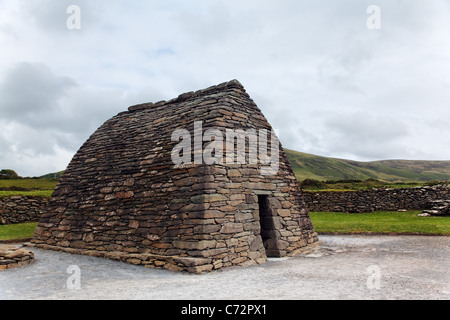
[0,222,38,241]
[0,179,56,198]
[0,190,54,198]
[285,149,450,182]
[0,178,57,189]
[298,178,428,192]
[309,211,450,235]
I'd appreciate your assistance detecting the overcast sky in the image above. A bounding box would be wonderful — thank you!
[1,0,450,177]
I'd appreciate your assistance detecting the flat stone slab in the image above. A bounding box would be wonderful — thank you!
[0,245,34,271]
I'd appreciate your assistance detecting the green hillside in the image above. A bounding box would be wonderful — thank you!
[0,178,56,198]
[285,149,450,182]
[39,171,64,180]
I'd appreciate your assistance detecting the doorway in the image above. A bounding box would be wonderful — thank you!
[257,195,281,257]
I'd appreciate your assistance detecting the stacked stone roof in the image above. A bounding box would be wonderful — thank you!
[31,80,317,273]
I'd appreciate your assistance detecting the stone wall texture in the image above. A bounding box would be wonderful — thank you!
[0,247,35,271]
[0,196,49,225]
[31,80,318,273]
[302,185,450,213]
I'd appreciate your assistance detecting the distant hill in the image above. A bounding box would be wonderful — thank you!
[285,149,450,182]
[39,171,65,180]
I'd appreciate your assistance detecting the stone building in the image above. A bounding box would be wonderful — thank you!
[31,80,318,273]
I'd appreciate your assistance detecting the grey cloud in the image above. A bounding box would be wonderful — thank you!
[7,124,56,157]
[0,62,77,126]
[285,127,323,156]
[0,62,131,163]
[21,0,97,33]
[0,135,11,162]
[327,112,410,141]
[175,2,261,45]
[56,87,131,144]
[318,40,372,95]
[324,111,411,160]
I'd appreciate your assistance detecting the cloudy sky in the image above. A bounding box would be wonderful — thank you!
[1,0,450,177]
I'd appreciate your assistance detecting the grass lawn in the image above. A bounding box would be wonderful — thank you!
[0,190,53,198]
[309,210,450,235]
[0,222,38,242]
[0,178,57,190]
[1,211,449,242]
[0,178,56,198]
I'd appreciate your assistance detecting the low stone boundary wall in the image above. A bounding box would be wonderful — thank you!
[421,200,450,216]
[303,185,450,213]
[0,247,35,271]
[0,196,49,225]
[2,187,449,224]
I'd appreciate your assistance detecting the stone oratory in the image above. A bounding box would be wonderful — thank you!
[31,80,318,273]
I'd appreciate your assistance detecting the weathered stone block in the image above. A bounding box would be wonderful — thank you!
[174,257,212,267]
[220,223,244,234]
[173,240,217,250]
[191,194,227,204]
[277,209,291,217]
[187,264,214,274]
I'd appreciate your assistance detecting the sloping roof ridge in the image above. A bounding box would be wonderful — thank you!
[128,79,244,113]
[177,79,244,103]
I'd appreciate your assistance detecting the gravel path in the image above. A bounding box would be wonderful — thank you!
[0,235,449,300]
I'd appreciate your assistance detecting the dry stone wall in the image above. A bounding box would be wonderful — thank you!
[303,185,450,213]
[0,196,49,225]
[0,247,35,271]
[421,199,450,216]
[31,80,318,273]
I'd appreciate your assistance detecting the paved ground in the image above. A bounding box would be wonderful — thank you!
[0,235,449,300]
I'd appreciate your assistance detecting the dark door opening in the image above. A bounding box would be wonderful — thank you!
[258,195,281,257]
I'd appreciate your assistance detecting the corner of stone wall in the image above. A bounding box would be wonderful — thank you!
[0,247,35,271]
